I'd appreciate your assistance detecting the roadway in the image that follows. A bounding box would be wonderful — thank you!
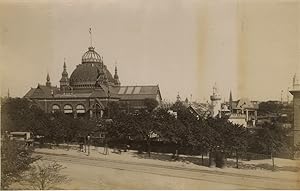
[35,152,299,189]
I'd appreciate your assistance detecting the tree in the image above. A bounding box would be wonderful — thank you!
[1,139,39,189]
[132,110,158,157]
[154,108,184,159]
[144,98,159,112]
[21,161,69,190]
[1,97,51,137]
[255,122,289,170]
[189,120,218,166]
[227,124,248,168]
[103,101,121,119]
[170,100,186,112]
[108,112,133,145]
[258,101,283,116]
[205,117,250,168]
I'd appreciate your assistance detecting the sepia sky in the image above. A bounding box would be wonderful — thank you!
[0,0,299,102]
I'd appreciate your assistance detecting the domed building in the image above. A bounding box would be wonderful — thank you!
[24,45,162,118]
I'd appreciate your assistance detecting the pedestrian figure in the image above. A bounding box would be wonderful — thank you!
[79,143,84,152]
[104,143,109,155]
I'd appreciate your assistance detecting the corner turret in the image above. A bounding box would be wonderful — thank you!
[114,65,121,86]
[60,59,70,89]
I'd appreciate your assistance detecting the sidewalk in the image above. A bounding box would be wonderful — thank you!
[35,146,300,182]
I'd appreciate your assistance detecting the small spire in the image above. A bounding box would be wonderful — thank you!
[176,92,181,102]
[7,88,10,98]
[64,58,66,69]
[47,73,50,82]
[229,90,233,102]
[46,73,51,87]
[213,82,218,95]
[113,63,121,86]
[114,65,119,79]
[61,58,68,78]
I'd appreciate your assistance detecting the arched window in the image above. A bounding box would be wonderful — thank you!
[52,104,60,113]
[63,104,73,114]
[76,104,86,113]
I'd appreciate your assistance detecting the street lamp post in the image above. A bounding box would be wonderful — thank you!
[87,135,91,156]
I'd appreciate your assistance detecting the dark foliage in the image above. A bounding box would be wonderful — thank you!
[1,138,39,189]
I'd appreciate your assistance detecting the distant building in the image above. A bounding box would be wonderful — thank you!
[188,102,211,119]
[24,43,162,119]
[229,98,259,127]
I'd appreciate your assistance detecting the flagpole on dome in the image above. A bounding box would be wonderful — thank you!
[89,27,93,47]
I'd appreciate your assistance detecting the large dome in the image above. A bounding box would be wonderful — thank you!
[69,47,115,89]
[82,47,103,64]
[70,63,115,88]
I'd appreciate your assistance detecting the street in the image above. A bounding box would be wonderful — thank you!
[34,152,299,189]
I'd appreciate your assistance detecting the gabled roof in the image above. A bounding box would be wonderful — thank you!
[188,102,210,118]
[232,98,259,110]
[24,85,59,99]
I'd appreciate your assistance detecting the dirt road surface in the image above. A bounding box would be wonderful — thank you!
[33,152,299,189]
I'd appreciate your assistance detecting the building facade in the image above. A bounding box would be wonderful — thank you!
[290,73,300,156]
[229,98,259,127]
[24,45,162,118]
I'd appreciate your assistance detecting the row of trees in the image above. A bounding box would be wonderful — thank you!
[104,100,291,167]
[1,97,291,168]
[1,97,97,144]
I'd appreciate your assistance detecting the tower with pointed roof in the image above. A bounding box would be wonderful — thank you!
[46,73,51,87]
[114,66,121,86]
[60,59,69,89]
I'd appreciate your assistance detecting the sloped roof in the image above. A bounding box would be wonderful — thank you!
[24,88,35,98]
[25,84,161,101]
[90,89,109,98]
[232,98,259,110]
[188,102,210,118]
[24,85,59,99]
[114,85,161,100]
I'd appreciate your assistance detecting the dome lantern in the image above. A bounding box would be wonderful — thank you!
[82,47,103,64]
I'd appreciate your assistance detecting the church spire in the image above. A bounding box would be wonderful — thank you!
[229,90,233,111]
[46,73,51,87]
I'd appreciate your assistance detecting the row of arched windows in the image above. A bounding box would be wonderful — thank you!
[52,104,86,114]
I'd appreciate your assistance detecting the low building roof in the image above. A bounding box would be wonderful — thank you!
[24,84,161,101]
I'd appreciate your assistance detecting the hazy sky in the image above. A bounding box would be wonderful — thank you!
[0,0,299,102]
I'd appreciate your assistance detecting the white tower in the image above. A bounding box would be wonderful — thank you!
[210,83,222,118]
